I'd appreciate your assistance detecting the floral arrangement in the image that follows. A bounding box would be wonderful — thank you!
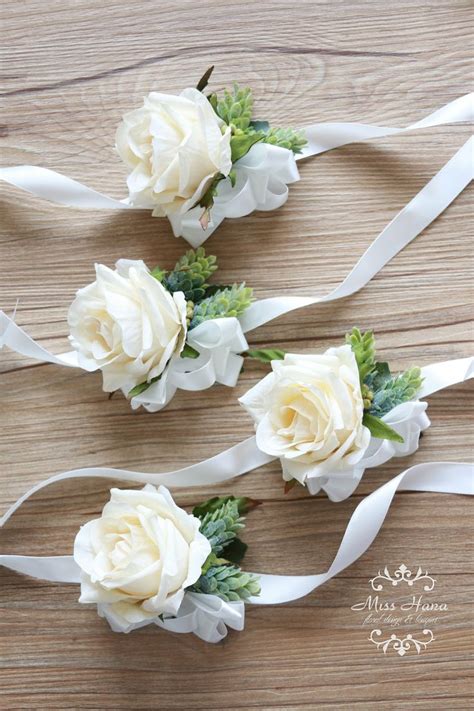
[240,328,423,493]
[74,484,260,633]
[68,247,254,401]
[116,66,306,241]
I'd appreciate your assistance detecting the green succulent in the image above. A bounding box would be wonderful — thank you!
[199,499,244,555]
[193,565,261,602]
[346,327,423,444]
[215,83,253,131]
[367,366,423,418]
[161,248,218,302]
[190,283,254,329]
[262,126,308,154]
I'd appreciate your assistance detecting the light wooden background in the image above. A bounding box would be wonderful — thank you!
[1,1,473,708]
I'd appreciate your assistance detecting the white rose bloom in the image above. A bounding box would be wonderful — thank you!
[68,259,187,394]
[239,345,371,486]
[116,88,232,216]
[74,485,211,626]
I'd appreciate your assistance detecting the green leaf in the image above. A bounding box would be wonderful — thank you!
[372,361,391,385]
[230,132,264,163]
[128,374,162,398]
[208,93,218,112]
[203,284,232,298]
[222,538,248,565]
[150,266,166,282]
[196,65,214,92]
[249,119,270,133]
[245,348,286,363]
[228,169,236,187]
[193,495,260,518]
[201,552,228,574]
[180,344,200,360]
[362,412,404,443]
[197,172,225,210]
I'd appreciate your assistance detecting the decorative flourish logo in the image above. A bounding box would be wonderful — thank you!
[351,563,448,656]
[369,564,436,592]
[369,629,435,656]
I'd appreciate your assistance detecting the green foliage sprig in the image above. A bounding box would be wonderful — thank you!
[190,283,254,328]
[128,248,253,398]
[191,495,261,603]
[195,564,261,602]
[345,327,423,443]
[195,67,308,215]
[198,499,245,555]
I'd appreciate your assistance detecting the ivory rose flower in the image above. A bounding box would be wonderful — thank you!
[239,345,371,486]
[74,485,211,628]
[116,88,232,216]
[68,259,187,394]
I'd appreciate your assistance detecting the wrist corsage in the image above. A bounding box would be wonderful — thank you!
[1,76,471,246]
[71,247,253,410]
[116,66,304,244]
[2,463,472,642]
[75,485,260,639]
[2,331,471,521]
[240,328,427,498]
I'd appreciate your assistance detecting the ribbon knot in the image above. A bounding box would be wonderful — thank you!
[130,317,249,412]
[98,591,245,643]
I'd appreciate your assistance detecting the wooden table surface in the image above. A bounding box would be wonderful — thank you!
[1,1,472,708]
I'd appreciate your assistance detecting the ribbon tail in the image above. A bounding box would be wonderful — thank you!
[0,555,80,583]
[251,461,474,604]
[239,136,473,332]
[0,310,94,369]
[0,165,138,210]
[0,437,274,527]
[298,92,474,158]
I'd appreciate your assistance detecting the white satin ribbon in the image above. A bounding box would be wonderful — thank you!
[2,138,472,405]
[129,318,248,412]
[1,93,472,245]
[252,461,474,604]
[1,357,471,527]
[0,312,248,413]
[239,136,473,331]
[1,462,472,641]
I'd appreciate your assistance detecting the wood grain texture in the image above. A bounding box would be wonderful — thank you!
[0,1,473,708]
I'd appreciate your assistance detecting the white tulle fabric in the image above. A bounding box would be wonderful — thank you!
[0,93,472,245]
[1,462,472,642]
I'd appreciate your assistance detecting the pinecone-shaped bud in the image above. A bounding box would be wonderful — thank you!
[194,565,261,602]
[186,300,194,327]
[263,127,308,154]
[217,84,253,131]
[346,327,376,383]
[362,383,374,410]
[190,283,254,329]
